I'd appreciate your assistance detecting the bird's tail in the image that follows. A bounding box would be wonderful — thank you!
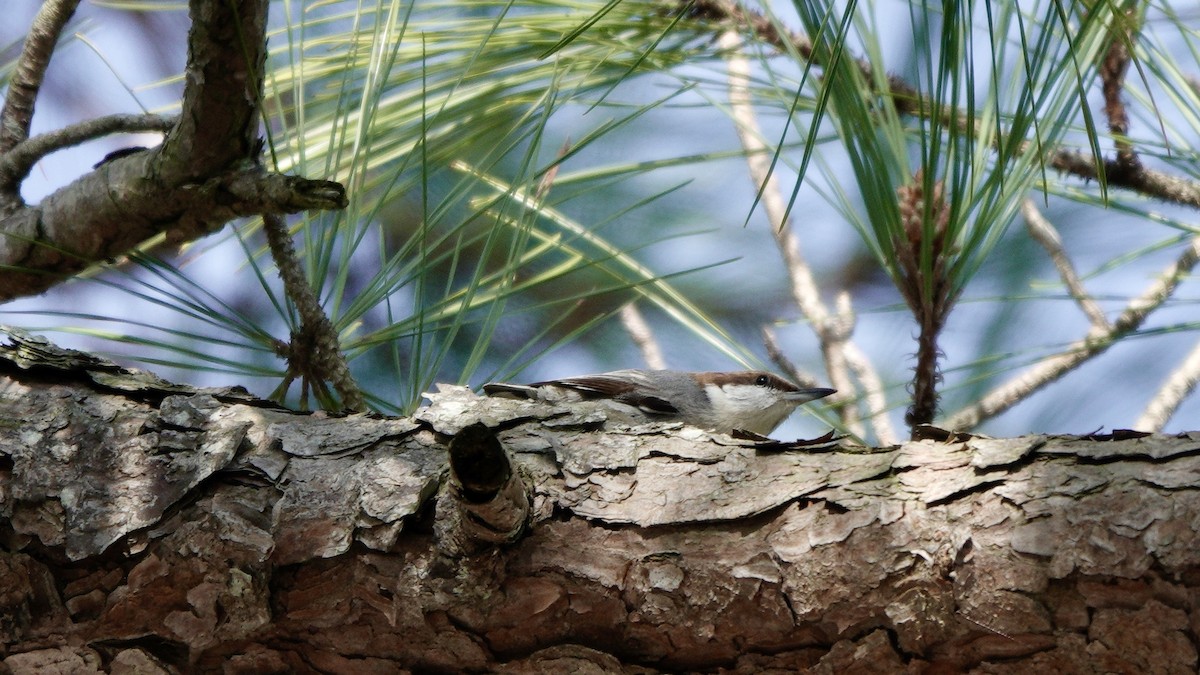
[481,382,539,399]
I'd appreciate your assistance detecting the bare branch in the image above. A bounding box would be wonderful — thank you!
[1134,339,1200,432]
[945,236,1200,430]
[0,0,81,161]
[721,29,877,436]
[620,302,667,370]
[1022,200,1109,330]
[0,113,176,189]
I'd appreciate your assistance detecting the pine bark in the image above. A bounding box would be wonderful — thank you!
[1,328,1198,673]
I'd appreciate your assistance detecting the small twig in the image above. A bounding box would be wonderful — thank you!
[262,212,364,411]
[1135,339,1200,432]
[945,235,1200,430]
[0,0,81,159]
[1022,200,1109,330]
[620,302,667,370]
[894,175,954,434]
[0,113,176,188]
[1099,11,1139,172]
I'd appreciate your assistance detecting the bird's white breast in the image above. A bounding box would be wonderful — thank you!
[703,383,796,435]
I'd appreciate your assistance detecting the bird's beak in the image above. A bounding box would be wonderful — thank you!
[785,388,836,404]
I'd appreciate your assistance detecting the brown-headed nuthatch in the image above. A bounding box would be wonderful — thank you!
[484,369,834,435]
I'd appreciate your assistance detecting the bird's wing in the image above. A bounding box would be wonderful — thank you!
[534,373,680,416]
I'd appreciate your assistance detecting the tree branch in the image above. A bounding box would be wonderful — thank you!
[0,0,348,304]
[1135,338,1200,432]
[262,212,363,411]
[944,234,1200,430]
[157,0,266,183]
[3,335,1199,671]
[0,113,176,190]
[0,162,346,302]
[1022,199,1109,330]
[0,0,81,162]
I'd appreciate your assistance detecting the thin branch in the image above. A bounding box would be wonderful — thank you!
[944,235,1200,430]
[1022,200,1109,330]
[262,213,364,411]
[0,113,176,189]
[1047,151,1200,206]
[0,0,81,160]
[1099,10,1139,172]
[620,302,667,370]
[1134,339,1200,432]
[835,293,898,446]
[721,29,879,437]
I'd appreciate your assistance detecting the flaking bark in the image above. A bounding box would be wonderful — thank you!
[1,328,1198,673]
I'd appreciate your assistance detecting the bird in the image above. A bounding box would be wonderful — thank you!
[483,369,835,436]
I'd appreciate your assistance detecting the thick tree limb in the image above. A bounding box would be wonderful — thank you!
[0,160,346,301]
[2,329,1198,672]
[0,0,347,303]
[157,0,265,183]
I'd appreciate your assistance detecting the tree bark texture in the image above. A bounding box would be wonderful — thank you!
[1,328,1198,673]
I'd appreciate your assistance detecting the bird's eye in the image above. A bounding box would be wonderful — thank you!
[755,374,769,386]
